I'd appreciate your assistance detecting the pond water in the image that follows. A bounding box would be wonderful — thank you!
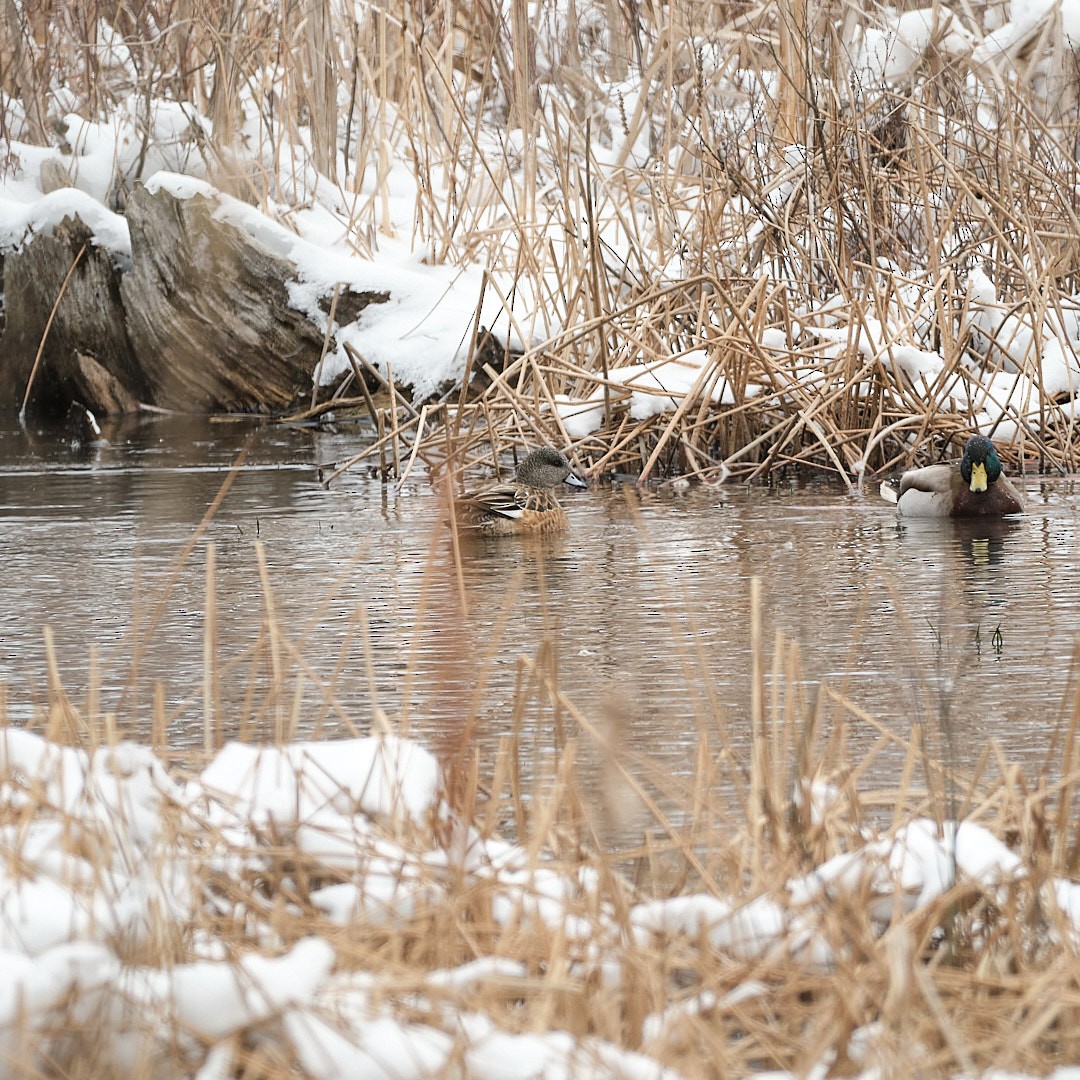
[1,414,1077,830]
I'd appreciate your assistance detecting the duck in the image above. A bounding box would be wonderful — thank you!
[455,447,586,534]
[882,435,1024,518]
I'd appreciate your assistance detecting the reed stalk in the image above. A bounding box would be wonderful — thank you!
[4,523,1080,1076]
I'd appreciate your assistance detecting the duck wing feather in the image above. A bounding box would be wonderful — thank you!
[898,463,955,495]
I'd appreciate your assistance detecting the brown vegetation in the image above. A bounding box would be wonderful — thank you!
[6,555,1080,1078]
[4,3,1080,480]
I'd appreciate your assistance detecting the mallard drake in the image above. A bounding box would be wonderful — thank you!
[882,435,1024,518]
[455,447,586,534]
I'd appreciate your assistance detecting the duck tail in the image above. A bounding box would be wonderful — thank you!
[879,479,900,505]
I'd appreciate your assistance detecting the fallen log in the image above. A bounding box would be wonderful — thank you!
[0,184,389,416]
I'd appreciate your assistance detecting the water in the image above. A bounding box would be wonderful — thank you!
[0,414,1076,815]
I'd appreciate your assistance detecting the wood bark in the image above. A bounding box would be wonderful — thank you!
[0,184,389,416]
[1,217,147,414]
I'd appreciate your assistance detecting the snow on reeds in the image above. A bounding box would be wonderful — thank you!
[2,570,1080,1078]
[5,3,1080,482]
[6,6,1080,1076]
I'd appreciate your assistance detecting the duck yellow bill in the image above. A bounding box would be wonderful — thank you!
[969,462,988,493]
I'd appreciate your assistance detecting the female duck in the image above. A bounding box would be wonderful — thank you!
[456,447,586,534]
[886,435,1024,518]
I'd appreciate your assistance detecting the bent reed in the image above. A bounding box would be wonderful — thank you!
[3,548,1080,1078]
[8,4,1080,484]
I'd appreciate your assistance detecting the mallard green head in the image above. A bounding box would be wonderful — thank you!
[959,435,1003,494]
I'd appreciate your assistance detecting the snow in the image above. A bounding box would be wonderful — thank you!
[0,187,131,257]
[285,1009,454,1079]
[194,733,443,827]
[0,2,1078,445]
[116,937,335,1042]
[849,8,972,86]
[550,350,755,437]
[0,721,1077,1078]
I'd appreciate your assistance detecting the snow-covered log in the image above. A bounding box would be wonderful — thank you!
[1,216,146,415]
[0,184,388,416]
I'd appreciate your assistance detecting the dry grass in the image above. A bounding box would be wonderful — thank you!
[5,541,1080,1078]
[6,3,1080,482]
[300,0,1080,485]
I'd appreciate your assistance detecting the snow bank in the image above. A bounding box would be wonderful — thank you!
[0,722,1078,1078]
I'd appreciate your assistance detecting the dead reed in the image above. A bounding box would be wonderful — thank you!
[5,529,1080,1077]
[332,0,1080,485]
[7,4,1080,483]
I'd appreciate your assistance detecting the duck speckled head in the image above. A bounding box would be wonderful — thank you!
[516,447,586,490]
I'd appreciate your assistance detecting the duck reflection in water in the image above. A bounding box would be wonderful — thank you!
[954,516,1023,572]
[897,514,1023,572]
